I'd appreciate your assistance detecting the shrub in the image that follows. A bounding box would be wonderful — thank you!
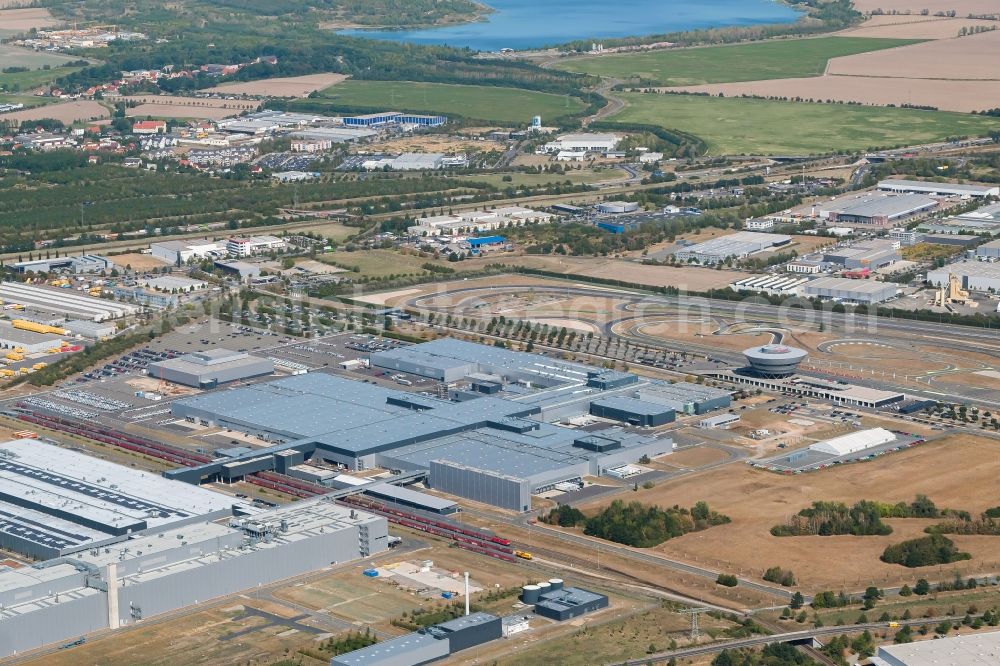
[717,574,738,587]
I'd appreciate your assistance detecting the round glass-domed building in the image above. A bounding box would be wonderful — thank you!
[742,344,808,377]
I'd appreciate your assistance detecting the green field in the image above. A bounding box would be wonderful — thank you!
[554,37,919,86]
[297,80,586,123]
[0,66,85,94]
[612,93,1000,155]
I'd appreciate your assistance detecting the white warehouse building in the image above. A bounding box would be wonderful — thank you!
[544,133,620,153]
[809,427,897,456]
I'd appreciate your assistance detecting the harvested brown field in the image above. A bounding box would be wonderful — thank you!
[122,95,256,120]
[664,16,1000,112]
[202,73,348,98]
[840,15,999,39]
[827,28,1000,80]
[1,99,108,123]
[0,7,59,31]
[578,434,1000,590]
[663,76,1000,113]
[852,0,1000,14]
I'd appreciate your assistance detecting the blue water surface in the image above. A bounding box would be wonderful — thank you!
[340,0,802,51]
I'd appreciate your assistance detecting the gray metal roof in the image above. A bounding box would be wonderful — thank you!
[878,179,999,195]
[364,482,456,511]
[590,396,673,417]
[837,193,936,219]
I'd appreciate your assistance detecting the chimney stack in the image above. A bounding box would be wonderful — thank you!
[464,572,470,615]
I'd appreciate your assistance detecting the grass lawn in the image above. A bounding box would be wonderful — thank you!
[553,37,920,86]
[297,80,586,123]
[612,93,1000,155]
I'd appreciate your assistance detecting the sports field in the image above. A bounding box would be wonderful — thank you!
[553,37,919,86]
[298,80,586,123]
[612,93,1000,155]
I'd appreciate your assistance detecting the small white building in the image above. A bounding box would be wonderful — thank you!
[745,218,775,231]
[699,413,740,429]
[227,235,286,257]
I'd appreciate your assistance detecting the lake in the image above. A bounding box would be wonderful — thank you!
[340,0,802,51]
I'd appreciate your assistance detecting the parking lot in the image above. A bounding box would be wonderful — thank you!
[255,151,318,171]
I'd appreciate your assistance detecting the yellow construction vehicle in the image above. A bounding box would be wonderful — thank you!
[0,369,15,378]
[514,550,533,560]
[32,362,47,370]
[5,352,23,362]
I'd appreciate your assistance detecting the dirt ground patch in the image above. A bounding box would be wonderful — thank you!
[852,0,1000,14]
[0,7,59,31]
[371,134,505,154]
[202,73,348,98]
[526,317,600,333]
[1,99,108,124]
[840,15,1000,39]
[828,29,1000,80]
[503,256,751,291]
[578,434,1000,590]
[636,321,770,351]
[109,252,170,271]
[661,446,731,468]
[22,601,318,666]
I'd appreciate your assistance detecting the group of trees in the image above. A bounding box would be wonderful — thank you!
[771,496,967,537]
[578,499,729,548]
[881,534,972,568]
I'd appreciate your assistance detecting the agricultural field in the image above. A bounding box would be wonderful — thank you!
[201,73,349,97]
[0,99,109,124]
[554,36,919,86]
[852,0,1000,13]
[828,28,1000,80]
[296,80,586,124]
[840,14,1000,39]
[0,7,60,35]
[611,93,1000,154]
[667,75,1000,114]
[0,66,84,93]
[122,95,258,120]
[0,44,80,70]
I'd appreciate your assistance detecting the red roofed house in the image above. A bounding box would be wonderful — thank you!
[133,120,167,135]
